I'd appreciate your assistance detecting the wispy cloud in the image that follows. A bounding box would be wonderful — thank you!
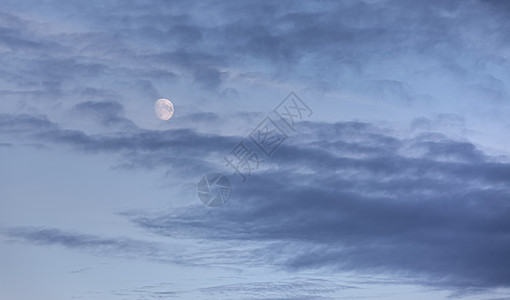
[2,227,163,259]
[114,277,359,300]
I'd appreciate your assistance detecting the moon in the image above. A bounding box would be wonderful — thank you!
[154,98,174,120]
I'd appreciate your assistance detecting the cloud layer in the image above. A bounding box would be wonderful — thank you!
[126,121,510,290]
[3,107,509,290]
[2,0,510,299]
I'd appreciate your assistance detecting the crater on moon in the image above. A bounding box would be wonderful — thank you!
[154,98,174,120]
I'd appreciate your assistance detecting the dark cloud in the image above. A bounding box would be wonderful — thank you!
[175,111,221,124]
[74,100,137,129]
[192,66,226,90]
[118,120,510,291]
[0,112,236,177]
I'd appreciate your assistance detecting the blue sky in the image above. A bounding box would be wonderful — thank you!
[1,0,510,299]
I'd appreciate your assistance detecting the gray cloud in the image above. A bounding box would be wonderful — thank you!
[1,0,509,105]
[0,113,58,133]
[2,227,162,260]
[0,112,236,177]
[2,1,510,298]
[119,120,510,291]
[2,108,510,293]
[73,100,137,129]
[192,66,226,90]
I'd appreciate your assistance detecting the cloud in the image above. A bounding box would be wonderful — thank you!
[116,277,359,300]
[118,120,510,291]
[73,100,137,129]
[2,0,510,111]
[2,108,509,293]
[2,227,163,260]
[192,66,226,90]
[0,112,237,176]
[68,267,91,274]
[0,113,58,133]
[2,1,510,298]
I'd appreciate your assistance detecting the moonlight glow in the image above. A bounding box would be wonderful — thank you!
[154,98,174,120]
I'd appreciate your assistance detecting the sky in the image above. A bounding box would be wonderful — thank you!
[1,0,510,299]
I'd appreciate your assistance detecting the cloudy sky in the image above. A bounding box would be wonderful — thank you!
[1,0,510,299]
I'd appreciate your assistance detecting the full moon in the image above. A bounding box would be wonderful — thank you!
[154,98,174,120]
